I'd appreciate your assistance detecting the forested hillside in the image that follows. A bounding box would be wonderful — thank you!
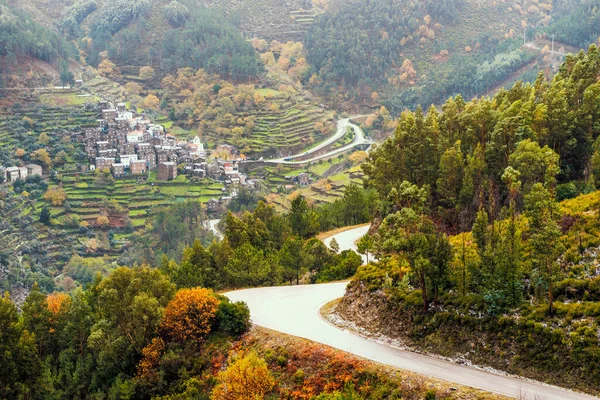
[363,45,600,230]
[0,2,77,94]
[304,0,600,110]
[328,46,600,394]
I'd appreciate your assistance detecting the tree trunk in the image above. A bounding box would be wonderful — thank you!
[420,271,429,312]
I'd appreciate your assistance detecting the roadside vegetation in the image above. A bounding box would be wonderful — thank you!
[334,46,600,395]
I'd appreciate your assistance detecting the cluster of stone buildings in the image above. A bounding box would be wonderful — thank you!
[0,164,43,183]
[79,102,209,181]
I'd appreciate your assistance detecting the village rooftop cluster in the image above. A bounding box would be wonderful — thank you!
[79,100,255,188]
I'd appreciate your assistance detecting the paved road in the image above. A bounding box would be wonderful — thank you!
[264,117,374,165]
[207,219,223,240]
[226,227,597,399]
[225,283,598,400]
[323,224,371,264]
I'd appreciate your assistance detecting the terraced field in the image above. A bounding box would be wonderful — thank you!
[246,94,335,155]
[0,104,98,149]
[53,173,224,230]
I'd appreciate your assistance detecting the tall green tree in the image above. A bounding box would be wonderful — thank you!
[525,183,563,315]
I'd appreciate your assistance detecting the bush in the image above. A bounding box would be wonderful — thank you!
[215,298,251,336]
[557,182,579,201]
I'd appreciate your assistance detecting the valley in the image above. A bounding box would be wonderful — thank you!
[2,0,600,398]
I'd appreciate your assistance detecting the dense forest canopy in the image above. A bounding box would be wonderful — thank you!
[364,45,600,231]
[305,0,464,87]
[81,0,263,80]
[0,2,76,65]
[549,0,600,48]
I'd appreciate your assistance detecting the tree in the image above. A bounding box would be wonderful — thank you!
[31,149,52,170]
[329,238,339,253]
[508,139,560,194]
[289,195,319,239]
[92,266,175,354]
[437,141,464,207]
[144,94,160,110]
[21,283,52,357]
[164,1,190,27]
[125,82,143,95]
[342,184,368,225]
[525,183,563,315]
[357,234,373,264]
[173,240,215,288]
[280,238,304,284]
[139,66,155,80]
[53,150,68,167]
[60,70,75,86]
[378,208,451,312]
[40,206,51,225]
[37,132,50,145]
[98,59,117,77]
[160,288,219,343]
[96,215,110,227]
[43,188,67,206]
[0,293,40,399]
[211,352,275,400]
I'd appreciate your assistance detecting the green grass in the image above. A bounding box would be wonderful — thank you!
[39,92,101,106]
[255,88,281,98]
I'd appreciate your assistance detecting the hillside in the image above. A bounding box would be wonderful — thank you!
[319,45,600,395]
[0,1,78,98]
[304,0,600,111]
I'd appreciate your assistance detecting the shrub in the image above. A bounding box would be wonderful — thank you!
[161,287,219,342]
[215,299,251,336]
[211,352,275,400]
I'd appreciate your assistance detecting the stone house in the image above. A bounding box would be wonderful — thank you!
[102,109,117,122]
[157,162,177,181]
[119,154,138,167]
[5,167,20,182]
[111,163,125,179]
[130,160,147,175]
[96,157,115,170]
[26,164,43,177]
[18,167,28,179]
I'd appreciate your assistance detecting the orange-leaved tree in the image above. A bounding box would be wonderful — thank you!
[211,352,275,400]
[137,337,165,378]
[47,293,71,315]
[160,288,219,343]
[46,293,71,333]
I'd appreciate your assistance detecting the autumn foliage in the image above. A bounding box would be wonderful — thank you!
[211,352,275,400]
[43,188,67,206]
[46,293,71,315]
[160,288,219,342]
[137,337,165,378]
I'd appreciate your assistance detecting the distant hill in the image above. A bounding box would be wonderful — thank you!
[0,1,77,97]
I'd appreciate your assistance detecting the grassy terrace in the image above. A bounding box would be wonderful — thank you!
[44,172,224,258]
[243,92,335,154]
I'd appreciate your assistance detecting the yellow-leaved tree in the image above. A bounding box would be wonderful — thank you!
[160,288,219,342]
[211,352,275,400]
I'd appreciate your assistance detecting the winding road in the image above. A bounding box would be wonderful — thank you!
[264,117,374,165]
[323,224,371,264]
[225,226,599,400]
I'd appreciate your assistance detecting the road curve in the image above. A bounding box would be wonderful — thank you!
[323,224,371,264]
[264,117,374,165]
[225,283,597,400]
[226,226,596,399]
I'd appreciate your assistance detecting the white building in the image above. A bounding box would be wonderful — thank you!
[119,154,139,167]
[127,131,145,143]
